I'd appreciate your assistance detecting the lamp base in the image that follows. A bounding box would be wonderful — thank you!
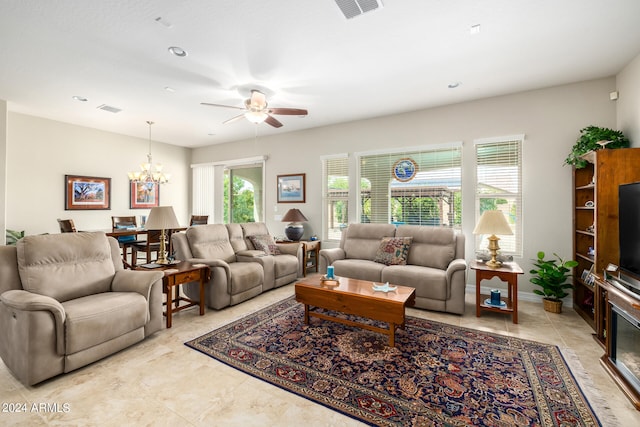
[285,223,304,241]
[485,235,502,269]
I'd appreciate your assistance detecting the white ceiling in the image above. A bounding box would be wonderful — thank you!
[1,0,639,148]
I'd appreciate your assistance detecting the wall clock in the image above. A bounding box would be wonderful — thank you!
[392,158,418,182]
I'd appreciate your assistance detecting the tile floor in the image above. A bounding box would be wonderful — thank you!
[1,284,639,426]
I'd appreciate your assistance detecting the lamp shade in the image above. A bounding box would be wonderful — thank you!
[473,210,513,235]
[281,208,308,223]
[144,206,180,230]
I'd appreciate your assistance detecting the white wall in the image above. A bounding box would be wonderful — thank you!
[6,113,191,235]
[192,78,618,294]
[0,100,7,243]
[617,52,640,147]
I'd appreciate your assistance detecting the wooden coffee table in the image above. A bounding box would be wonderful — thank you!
[294,275,415,347]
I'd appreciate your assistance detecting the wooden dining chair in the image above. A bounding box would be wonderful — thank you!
[111,216,141,268]
[131,230,162,267]
[57,218,77,233]
[189,215,209,226]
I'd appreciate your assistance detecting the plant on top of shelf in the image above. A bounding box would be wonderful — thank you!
[529,251,578,313]
[565,126,629,169]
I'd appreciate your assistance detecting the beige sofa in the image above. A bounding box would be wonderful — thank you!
[0,232,164,386]
[319,224,467,314]
[172,222,301,310]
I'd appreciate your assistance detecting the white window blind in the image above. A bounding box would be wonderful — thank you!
[357,144,462,227]
[474,136,523,256]
[322,155,350,241]
[192,164,215,219]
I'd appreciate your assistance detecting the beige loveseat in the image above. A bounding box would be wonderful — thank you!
[319,224,467,314]
[0,232,164,386]
[172,222,301,310]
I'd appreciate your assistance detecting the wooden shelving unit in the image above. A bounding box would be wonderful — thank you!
[572,148,640,334]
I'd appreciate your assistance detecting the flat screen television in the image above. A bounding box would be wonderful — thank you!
[619,182,640,281]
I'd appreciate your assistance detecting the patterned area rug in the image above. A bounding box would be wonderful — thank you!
[186,297,602,426]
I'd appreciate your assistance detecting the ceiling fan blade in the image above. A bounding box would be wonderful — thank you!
[223,114,246,124]
[268,107,308,116]
[249,90,267,108]
[264,115,283,128]
[201,102,245,111]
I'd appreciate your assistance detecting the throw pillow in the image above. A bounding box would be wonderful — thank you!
[248,235,281,255]
[374,237,413,266]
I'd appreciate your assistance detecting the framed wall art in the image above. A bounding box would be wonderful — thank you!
[130,181,159,209]
[277,173,306,203]
[65,175,111,210]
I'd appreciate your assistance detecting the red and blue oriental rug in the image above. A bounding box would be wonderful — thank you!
[186,297,607,426]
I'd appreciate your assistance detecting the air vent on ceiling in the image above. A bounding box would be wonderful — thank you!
[96,104,122,114]
[334,0,382,19]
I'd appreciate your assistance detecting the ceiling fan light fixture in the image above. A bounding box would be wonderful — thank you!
[244,111,268,124]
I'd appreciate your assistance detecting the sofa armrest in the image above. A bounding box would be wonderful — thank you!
[112,270,164,300]
[276,242,301,257]
[445,258,467,283]
[319,248,346,273]
[1,290,66,355]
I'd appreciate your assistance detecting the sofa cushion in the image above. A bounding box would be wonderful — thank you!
[342,223,397,261]
[274,254,298,277]
[382,265,449,300]
[62,292,147,354]
[332,259,385,283]
[16,232,115,303]
[186,224,235,263]
[395,225,456,270]
[374,237,413,265]
[226,223,248,253]
[248,235,282,255]
[228,262,263,295]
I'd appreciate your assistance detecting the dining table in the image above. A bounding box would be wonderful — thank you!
[102,226,188,268]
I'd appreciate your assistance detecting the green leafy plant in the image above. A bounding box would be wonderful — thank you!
[5,229,24,246]
[529,251,578,301]
[565,126,629,168]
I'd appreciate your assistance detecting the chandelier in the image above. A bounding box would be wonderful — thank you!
[128,121,170,184]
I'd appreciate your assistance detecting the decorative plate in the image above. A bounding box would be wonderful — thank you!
[372,282,397,292]
[392,158,418,182]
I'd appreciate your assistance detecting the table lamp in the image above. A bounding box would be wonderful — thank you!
[282,208,308,241]
[472,210,513,268]
[145,206,180,264]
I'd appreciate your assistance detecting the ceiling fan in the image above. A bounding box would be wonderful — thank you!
[201,90,308,128]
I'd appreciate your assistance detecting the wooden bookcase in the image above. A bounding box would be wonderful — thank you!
[572,148,640,332]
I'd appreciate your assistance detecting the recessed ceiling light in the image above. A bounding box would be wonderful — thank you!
[72,95,88,102]
[448,82,461,89]
[164,86,175,92]
[168,46,187,57]
[470,24,481,35]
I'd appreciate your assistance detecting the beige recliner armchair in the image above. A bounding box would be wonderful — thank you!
[0,232,164,386]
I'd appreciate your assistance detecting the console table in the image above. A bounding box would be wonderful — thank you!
[471,260,523,324]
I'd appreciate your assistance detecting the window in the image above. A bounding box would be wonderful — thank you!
[474,136,523,256]
[322,155,349,241]
[224,164,263,223]
[192,156,265,224]
[358,144,462,227]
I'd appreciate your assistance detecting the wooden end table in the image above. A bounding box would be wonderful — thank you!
[470,260,523,324]
[295,275,415,347]
[137,261,210,328]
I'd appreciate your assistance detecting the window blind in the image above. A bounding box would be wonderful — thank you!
[357,144,462,226]
[474,137,523,255]
[322,155,350,241]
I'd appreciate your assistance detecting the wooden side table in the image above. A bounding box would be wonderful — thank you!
[137,261,210,328]
[470,260,523,324]
[277,240,321,277]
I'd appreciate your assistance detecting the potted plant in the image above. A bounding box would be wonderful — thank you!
[529,251,578,313]
[565,126,629,168]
